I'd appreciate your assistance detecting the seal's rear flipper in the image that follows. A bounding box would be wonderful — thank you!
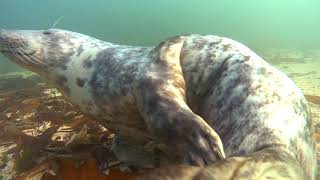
[134,36,225,166]
[138,147,306,180]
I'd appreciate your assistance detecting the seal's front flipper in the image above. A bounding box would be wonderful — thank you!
[135,36,225,166]
[111,135,171,169]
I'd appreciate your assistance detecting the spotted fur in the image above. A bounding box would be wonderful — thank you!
[0,29,316,179]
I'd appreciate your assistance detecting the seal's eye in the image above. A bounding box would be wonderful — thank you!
[43,31,51,35]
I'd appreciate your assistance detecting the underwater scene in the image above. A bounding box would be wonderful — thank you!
[0,0,319,179]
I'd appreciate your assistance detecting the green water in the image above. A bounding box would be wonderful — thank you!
[1,0,320,73]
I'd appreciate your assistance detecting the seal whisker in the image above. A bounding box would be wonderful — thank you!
[15,47,39,65]
[16,47,38,64]
[29,54,46,65]
[18,45,46,65]
[22,50,45,65]
[51,16,64,29]
[10,36,47,65]
[9,47,28,64]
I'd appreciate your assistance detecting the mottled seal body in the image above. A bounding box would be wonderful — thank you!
[0,29,316,179]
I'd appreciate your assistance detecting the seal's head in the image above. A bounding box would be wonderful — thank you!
[0,29,100,76]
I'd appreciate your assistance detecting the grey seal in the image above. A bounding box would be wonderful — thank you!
[0,29,316,179]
